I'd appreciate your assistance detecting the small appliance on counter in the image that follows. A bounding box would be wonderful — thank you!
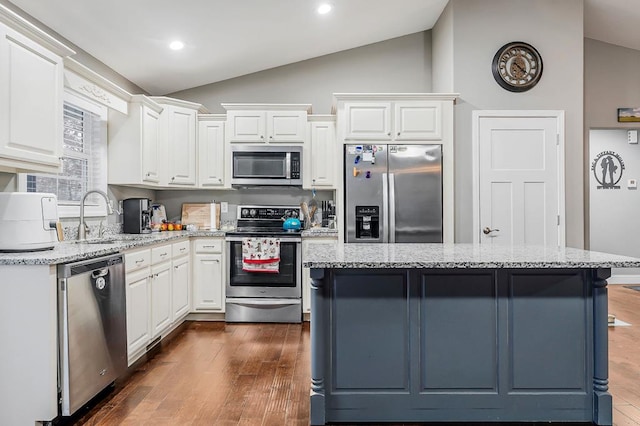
[0,192,60,252]
[122,198,152,234]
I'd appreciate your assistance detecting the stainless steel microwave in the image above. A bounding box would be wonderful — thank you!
[230,145,302,186]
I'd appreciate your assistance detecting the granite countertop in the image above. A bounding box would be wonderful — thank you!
[302,242,640,269]
[0,230,226,266]
[301,228,338,238]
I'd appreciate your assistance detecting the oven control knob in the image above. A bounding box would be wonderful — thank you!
[241,209,249,217]
[250,209,257,217]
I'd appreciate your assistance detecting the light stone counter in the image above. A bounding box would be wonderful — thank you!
[303,242,640,269]
[0,230,226,265]
[301,228,338,238]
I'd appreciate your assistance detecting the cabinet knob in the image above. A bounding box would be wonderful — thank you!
[397,132,401,136]
[171,176,175,181]
[146,172,150,177]
[269,135,273,139]
[387,132,391,136]
[260,135,264,139]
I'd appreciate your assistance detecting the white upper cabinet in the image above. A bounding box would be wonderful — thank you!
[198,114,225,188]
[338,96,448,142]
[151,97,207,187]
[108,95,164,186]
[304,115,336,189]
[394,101,442,140]
[0,9,74,173]
[342,102,392,141]
[223,104,311,144]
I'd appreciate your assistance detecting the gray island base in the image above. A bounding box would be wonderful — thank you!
[303,243,640,425]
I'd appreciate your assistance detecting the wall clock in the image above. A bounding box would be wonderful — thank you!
[492,41,543,92]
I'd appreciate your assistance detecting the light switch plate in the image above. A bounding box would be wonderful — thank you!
[628,179,637,189]
[221,201,228,213]
[629,130,638,144]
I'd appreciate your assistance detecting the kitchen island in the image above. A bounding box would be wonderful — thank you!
[302,243,640,426]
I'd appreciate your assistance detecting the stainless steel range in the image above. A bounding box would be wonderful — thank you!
[225,205,302,323]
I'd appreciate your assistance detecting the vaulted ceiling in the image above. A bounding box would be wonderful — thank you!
[6,0,638,95]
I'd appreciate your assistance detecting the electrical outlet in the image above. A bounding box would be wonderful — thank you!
[629,130,638,144]
[628,179,637,189]
[221,202,228,213]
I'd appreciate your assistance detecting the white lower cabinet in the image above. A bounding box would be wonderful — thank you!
[150,261,172,338]
[125,266,151,361]
[192,238,225,311]
[171,241,191,321]
[125,238,191,366]
[302,236,338,316]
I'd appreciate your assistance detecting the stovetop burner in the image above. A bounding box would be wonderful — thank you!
[232,205,304,236]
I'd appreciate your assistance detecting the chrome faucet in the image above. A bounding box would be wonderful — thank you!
[78,190,114,240]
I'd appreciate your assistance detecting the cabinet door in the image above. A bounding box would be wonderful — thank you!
[151,261,172,338]
[198,119,225,187]
[0,24,63,170]
[227,111,266,143]
[192,253,224,311]
[394,101,442,140]
[267,111,306,143]
[172,255,190,321]
[343,102,392,141]
[141,106,161,184]
[167,106,197,186]
[126,267,151,362]
[308,121,335,188]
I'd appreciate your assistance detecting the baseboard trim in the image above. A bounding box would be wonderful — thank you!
[186,312,226,321]
[608,274,640,284]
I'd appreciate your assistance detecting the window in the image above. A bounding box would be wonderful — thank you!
[20,90,108,218]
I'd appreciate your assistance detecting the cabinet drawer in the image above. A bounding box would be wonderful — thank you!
[194,239,223,253]
[125,249,151,272]
[151,244,172,264]
[172,240,190,257]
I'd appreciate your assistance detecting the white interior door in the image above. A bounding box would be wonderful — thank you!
[473,111,565,246]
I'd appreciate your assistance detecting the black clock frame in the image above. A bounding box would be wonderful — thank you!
[491,41,543,92]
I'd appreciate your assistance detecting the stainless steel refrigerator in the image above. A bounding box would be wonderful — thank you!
[344,144,442,243]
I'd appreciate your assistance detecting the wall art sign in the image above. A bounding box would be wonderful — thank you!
[591,151,625,189]
[617,108,640,122]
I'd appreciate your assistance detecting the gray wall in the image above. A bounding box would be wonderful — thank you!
[168,32,432,113]
[434,0,584,247]
[588,129,640,279]
[584,39,640,279]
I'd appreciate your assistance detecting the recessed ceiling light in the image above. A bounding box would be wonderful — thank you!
[317,3,332,14]
[169,40,184,50]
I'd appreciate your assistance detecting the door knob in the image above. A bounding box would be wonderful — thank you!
[483,227,500,235]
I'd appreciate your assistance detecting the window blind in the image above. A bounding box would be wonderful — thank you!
[25,95,107,214]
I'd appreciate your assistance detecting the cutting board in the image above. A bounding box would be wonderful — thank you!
[181,203,220,230]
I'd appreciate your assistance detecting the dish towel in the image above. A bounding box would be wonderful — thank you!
[242,237,280,273]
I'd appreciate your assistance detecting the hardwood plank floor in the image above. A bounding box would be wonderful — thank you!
[65,285,640,425]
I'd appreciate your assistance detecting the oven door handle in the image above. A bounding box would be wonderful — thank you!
[225,236,301,243]
[226,298,301,306]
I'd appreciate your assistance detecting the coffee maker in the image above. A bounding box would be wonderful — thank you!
[122,198,152,234]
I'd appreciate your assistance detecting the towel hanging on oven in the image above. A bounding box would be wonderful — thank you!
[242,237,280,273]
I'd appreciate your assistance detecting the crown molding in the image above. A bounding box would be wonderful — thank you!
[130,94,164,113]
[0,4,75,57]
[221,103,312,113]
[149,96,210,113]
[198,114,226,121]
[333,93,459,103]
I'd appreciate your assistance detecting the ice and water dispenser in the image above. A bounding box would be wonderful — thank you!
[354,206,379,240]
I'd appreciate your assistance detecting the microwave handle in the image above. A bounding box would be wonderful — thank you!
[285,152,291,179]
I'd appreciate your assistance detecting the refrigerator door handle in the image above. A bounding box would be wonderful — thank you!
[382,173,389,243]
[389,173,396,243]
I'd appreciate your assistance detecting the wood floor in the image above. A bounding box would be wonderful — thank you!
[68,285,640,425]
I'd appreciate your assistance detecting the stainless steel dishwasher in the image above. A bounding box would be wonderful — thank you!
[57,253,127,416]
